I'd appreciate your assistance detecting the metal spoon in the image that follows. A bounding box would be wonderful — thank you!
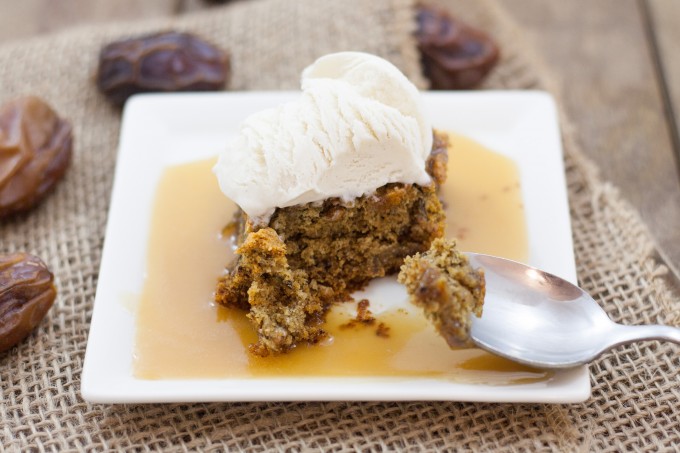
[467,253,680,369]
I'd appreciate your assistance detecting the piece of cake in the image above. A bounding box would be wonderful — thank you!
[234,228,325,356]
[213,52,447,355]
[397,238,485,347]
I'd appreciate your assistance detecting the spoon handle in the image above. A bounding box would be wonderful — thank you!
[610,324,680,347]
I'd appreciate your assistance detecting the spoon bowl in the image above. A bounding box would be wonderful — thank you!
[467,253,680,369]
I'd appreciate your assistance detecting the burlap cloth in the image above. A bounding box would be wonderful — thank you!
[0,0,678,450]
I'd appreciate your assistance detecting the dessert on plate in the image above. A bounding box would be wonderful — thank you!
[213,52,464,356]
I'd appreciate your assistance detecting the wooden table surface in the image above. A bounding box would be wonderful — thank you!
[1,0,679,284]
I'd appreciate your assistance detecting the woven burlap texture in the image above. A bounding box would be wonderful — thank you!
[1,0,678,451]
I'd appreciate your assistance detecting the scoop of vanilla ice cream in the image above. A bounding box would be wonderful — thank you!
[213,52,433,224]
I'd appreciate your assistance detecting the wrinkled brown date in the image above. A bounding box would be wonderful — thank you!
[96,31,230,105]
[416,4,499,89]
[0,253,56,353]
[0,96,73,218]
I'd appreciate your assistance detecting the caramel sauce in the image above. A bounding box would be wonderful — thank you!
[134,133,548,384]
[442,133,528,262]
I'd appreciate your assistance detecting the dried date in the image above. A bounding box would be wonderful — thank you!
[97,31,230,105]
[0,96,73,218]
[416,4,499,89]
[0,253,56,353]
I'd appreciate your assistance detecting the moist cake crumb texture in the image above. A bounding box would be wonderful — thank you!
[397,238,485,347]
[215,133,449,356]
[222,228,326,356]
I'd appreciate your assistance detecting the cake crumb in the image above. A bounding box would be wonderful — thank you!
[375,322,391,338]
[398,238,485,347]
[355,299,373,323]
[340,300,392,339]
[340,299,376,329]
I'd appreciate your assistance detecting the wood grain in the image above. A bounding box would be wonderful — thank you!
[0,0,179,45]
[648,0,680,168]
[503,0,680,275]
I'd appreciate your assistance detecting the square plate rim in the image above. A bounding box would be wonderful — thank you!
[82,90,590,404]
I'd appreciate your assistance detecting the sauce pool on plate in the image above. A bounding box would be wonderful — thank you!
[133,133,546,384]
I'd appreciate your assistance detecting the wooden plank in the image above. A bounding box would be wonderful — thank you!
[0,0,179,45]
[648,0,680,170]
[499,0,680,275]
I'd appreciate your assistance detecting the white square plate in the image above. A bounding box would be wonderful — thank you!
[82,91,589,403]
